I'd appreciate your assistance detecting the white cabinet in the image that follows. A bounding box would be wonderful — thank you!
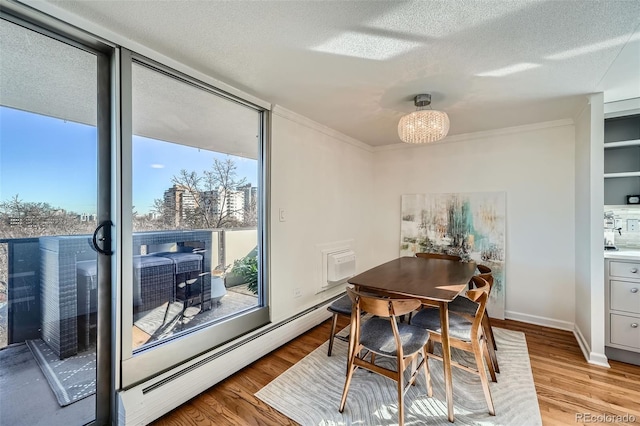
[604,114,640,206]
[609,261,640,279]
[609,280,640,313]
[605,259,640,365]
[610,314,640,348]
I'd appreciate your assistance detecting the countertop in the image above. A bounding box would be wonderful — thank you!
[604,247,640,260]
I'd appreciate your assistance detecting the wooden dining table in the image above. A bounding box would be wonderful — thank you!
[347,256,477,423]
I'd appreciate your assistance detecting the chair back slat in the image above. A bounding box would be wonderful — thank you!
[415,252,462,261]
[470,264,493,291]
[466,276,489,302]
[346,287,421,317]
[476,264,492,274]
[477,273,494,290]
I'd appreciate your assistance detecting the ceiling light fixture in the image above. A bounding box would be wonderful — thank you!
[398,94,450,144]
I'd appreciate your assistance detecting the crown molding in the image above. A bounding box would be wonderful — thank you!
[374,118,575,152]
[271,105,374,152]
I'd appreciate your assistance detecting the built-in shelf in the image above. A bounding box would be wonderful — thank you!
[604,139,640,149]
[604,113,640,205]
[604,171,640,178]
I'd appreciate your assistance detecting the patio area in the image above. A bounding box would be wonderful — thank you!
[133,283,258,348]
[0,286,257,425]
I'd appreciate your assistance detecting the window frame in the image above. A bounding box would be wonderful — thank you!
[119,50,270,389]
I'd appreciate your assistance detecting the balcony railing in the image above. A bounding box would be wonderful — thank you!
[0,228,257,351]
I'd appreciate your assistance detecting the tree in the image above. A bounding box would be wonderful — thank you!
[155,157,254,229]
[0,195,93,238]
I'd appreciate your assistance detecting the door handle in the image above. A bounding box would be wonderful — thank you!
[92,220,114,255]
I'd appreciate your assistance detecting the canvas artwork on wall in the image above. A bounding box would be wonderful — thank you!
[400,192,506,318]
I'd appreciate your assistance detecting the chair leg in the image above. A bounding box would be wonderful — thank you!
[397,362,405,426]
[328,313,339,356]
[410,356,417,386]
[422,348,432,397]
[162,301,171,325]
[474,340,495,415]
[177,299,189,330]
[427,339,435,354]
[486,308,498,351]
[339,347,357,413]
[482,315,500,374]
[482,335,497,383]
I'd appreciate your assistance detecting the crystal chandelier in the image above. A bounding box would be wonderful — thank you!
[398,94,450,144]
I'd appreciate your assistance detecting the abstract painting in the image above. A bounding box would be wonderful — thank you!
[400,192,506,318]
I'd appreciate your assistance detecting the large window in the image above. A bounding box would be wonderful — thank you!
[120,54,268,386]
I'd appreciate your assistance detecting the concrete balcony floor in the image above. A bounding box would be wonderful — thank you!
[0,286,258,426]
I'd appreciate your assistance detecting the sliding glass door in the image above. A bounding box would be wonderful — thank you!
[0,14,112,426]
[1,5,270,419]
[120,51,269,387]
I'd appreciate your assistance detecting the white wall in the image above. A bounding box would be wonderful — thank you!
[269,106,375,322]
[372,121,576,328]
[574,94,608,366]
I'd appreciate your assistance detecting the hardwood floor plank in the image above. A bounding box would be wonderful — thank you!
[152,317,640,426]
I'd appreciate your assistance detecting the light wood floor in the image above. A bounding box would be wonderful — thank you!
[152,317,640,426]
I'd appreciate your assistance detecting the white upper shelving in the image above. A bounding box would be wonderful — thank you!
[604,139,640,149]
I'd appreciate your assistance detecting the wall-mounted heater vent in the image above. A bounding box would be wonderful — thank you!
[316,240,356,293]
[327,250,356,283]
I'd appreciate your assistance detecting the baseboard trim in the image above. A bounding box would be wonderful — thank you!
[504,310,574,331]
[117,306,333,425]
[504,311,610,367]
[574,325,610,368]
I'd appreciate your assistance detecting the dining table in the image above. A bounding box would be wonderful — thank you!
[347,255,477,423]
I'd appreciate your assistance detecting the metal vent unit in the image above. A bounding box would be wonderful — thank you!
[327,250,356,283]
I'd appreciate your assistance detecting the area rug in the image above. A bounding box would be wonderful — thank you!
[255,327,541,425]
[26,339,96,407]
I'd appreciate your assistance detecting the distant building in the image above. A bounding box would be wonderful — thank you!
[163,184,256,227]
[79,213,97,222]
[164,185,198,227]
[239,183,257,223]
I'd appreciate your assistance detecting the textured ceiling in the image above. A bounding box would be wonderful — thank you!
[17,1,640,146]
[0,18,260,158]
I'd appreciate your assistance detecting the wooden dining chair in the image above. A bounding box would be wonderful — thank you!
[339,287,432,426]
[450,266,499,374]
[415,252,462,261]
[410,276,496,417]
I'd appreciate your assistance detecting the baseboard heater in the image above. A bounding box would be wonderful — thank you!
[117,299,337,425]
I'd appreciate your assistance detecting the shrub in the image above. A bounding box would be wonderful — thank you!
[230,255,258,294]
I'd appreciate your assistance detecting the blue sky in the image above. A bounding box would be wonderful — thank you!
[0,107,257,215]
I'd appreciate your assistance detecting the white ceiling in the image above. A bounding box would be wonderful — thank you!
[23,1,640,146]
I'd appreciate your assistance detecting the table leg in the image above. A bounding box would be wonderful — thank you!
[439,301,454,422]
